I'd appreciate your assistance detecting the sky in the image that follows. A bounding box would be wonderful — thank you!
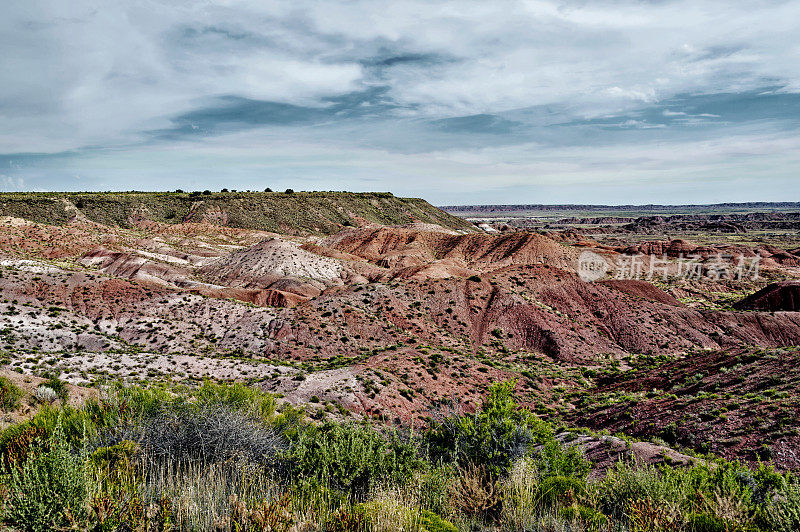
[1,1,799,205]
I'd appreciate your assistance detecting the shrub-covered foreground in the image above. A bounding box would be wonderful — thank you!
[0,380,797,531]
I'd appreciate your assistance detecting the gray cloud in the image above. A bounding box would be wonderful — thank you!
[1,0,799,202]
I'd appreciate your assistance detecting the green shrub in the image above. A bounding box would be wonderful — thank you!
[419,508,457,532]
[0,376,23,411]
[88,440,137,469]
[416,465,455,517]
[686,512,732,532]
[533,439,591,480]
[597,459,784,528]
[88,440,138,487]
[538,475,586,507]
[287,421,421,499]
[596,461,692,519]
[765,480,800,532]
[103,381,277,425]
[559,505,608,528]
[193,380,276,422]
[425,381,553,477]
[3,419,88,531]
[273,402,306,436]
[0,405,103,470]
[103,384,173,420]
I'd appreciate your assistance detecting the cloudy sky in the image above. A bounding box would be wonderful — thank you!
[1,1,799,204]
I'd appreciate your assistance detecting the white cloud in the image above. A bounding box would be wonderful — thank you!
[0,175,25,191]
[618,120,666,129]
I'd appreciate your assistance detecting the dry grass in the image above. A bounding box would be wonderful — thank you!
[501,457,544,529]
[449,462,502,518]
[131,460,308,531]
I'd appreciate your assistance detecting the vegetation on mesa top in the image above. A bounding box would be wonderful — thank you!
[0,190,475,235]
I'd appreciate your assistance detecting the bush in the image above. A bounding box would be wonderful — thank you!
[533,439,591,480]
[765,479,800,532]
[559,505,608,528]
[0,376,23,411]
[42,373,68,401]
[425,381,552,477]
[538,475,586,507]
[596,459,785,529]
[416,465,455,517]
[104,383,173,420]
[193,380,276,422]
[596,461,690,521]
[88,440,138,486]
[101,381,278,425]
[686,512,732,532]
[3,419,88,531]
[106,404,286,466]
[33,386,58,404]
[449,462,502,518]
[0,405,108,470]
[287,421,421,499]
[419,508,457,532]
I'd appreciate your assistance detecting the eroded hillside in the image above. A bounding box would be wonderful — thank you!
[1,197,799,468]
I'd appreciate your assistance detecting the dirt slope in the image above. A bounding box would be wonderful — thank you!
[2,205,800,468]
[322,227,579,271]
[566,347,800,470]
[733,281,800,311]
[201,238,345,285]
